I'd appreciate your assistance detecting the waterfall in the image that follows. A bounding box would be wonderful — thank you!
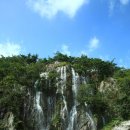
[67,68,79,130]
[72,68,79,101]
[36,92,43,112]
[60,66,68,120]
[34,80,46,130]
[35,91,45,130]
[33,67,96,130]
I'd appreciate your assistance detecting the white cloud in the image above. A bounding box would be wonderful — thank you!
[120,0,129,5]
[117,57,130,68]
[78,37,100,57]
[61,44,70,56]
[108,0,129,16]
[27,0,88,19]
[99,55,111,61]
[88,37,100,52]
[80,50,87,55]
[109,0,115,16]
[0,41,22,57]
[118,58,124,67]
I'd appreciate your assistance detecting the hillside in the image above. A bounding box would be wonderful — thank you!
[0,52,130,130]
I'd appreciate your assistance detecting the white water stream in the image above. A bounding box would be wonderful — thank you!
[60,66,68,120]
[35,91,45,130]
[67,68,79,130]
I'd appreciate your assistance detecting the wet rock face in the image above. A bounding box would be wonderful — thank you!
[0,107,6,119]
[8,113,15,130]
[1,112,15,130]
[77,107,91,130]
[99,77,117,93]
[113,121,130,130]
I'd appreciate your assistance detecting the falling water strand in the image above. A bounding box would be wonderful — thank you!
[60,66,68,120]
[67,68,79,130]
[35,91,45,130]
[34,80,47,130]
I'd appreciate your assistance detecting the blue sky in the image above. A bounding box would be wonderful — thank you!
[0,0,130,67]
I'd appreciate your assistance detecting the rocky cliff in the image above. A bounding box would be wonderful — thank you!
[23,65,97,130]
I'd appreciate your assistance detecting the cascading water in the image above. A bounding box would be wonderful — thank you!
[72,68,79,101]
[60,66,68,121]
[34,81,46,130]
[67,68,79,130]
[33,66,96,130]
[35,92,44,130]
